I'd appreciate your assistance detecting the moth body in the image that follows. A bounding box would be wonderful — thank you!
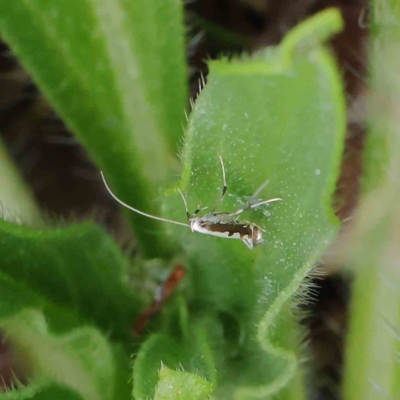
[190,213,264,249]
[101,156,281,250]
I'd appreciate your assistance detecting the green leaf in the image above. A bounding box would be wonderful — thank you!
[126,0,187,150]
[343,2,400,399]
[133,323,216,400]
[162,8,345,398]
[154,366,213,400]
[0,140,41,227]
[343,201,400,400]
[0,0,187,257]
[0,219,140,339]
[0,383,84,400]
[0,310,121,400]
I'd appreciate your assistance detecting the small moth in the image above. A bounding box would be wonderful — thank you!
[101,156,282,250]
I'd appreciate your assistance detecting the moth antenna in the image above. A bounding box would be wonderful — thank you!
[211,155,227,212]
[250,198,282,208]
[252,178,270,198]
[178,189,191,220]
[229,197,282,217]
[219,155,227,190]
[101,172,190,228]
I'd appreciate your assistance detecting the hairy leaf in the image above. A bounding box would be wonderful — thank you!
[0,140,41,226]
[0,310,124,400]
[0,382,83,400]
[0,219,140,339]
[0,0,187,256]
[154,366,213,400]
[133,323,216,400]
[161,9,345,398]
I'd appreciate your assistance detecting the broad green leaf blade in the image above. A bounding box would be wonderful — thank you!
[0,219,140,339]
[0,310,122,400]
[0,140,41,226]
[154,366,213,400]
[343,1,400,399]
[133,324,216,400]
[124,0,187,150]
[0,0,187,256]
[163,9,345,397]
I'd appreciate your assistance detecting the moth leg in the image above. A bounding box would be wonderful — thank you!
[193,203,208,216]
[211,155,228,212]
[242,237,254,249]
[178,189,191,220]
[229,198,282,217]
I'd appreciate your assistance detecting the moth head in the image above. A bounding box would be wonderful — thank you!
[189,217,200,233]
[254,228,264,245]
